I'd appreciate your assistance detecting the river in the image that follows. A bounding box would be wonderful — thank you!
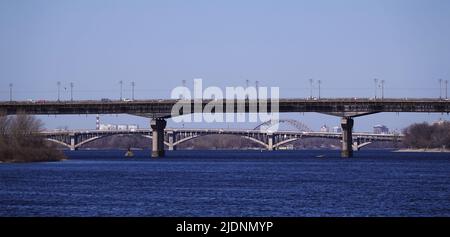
[1,150,449,216]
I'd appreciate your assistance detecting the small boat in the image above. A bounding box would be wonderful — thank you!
[315,155,325,158]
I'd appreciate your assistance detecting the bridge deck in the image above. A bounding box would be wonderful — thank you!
[1,98,449,116]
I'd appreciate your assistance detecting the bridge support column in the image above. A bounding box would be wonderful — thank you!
[267,133,274,151]
[352,141,360,151]
[341,117,354,158]
[151,118,167,157]
[70,135,76,151]
[168,131,176,151]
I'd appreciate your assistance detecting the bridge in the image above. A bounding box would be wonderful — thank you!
[42,127,402,152]
[1,98,448,157]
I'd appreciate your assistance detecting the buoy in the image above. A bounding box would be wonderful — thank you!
[125,147,134,157]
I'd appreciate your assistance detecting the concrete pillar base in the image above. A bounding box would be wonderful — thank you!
[152,150,165,157]
[151,118,167,158]
[341,117,354,158]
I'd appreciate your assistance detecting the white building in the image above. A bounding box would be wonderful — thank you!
[128,124,139,131]
[373,124,389,134]
[332,126,342,133]
[117,124,128,130]
[99,124,118,130]
[99,123,139,131]
[320,125,329,132]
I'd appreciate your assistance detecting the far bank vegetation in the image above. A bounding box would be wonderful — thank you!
[0,114,65,162]
[403,121,450,150]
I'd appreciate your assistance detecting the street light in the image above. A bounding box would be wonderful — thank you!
[70,82,74,101]
[439,78,443,99]
[381,80,385,99]
[245,79,250,100]
[374,78,379,99]
[180,80,187,100]
[446,80,448,100]
[9,83,12,102]
[309,78,314,99]
[317,80,321,99]
[131,81,135,100]
[119,80,123,100]
[255,80,259,100]
[57,81,61,101]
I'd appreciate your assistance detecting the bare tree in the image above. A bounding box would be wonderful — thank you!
[0,114,65,162]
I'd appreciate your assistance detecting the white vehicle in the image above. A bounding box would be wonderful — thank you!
[122,98,133,102]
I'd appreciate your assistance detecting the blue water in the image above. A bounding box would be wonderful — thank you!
[1,150,450,217]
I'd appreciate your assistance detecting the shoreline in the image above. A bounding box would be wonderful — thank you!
[394,148,450,153]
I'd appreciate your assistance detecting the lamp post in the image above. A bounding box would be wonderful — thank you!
[245,79,250,100]
[255,80,259,100]
[131,81,135,100]
[57,81,61,101]
[381,80,385,99]
[445,80,448,100]
[9,83,12,102]
[309,78,314,99]
[70,82,74,101]
[119,80,123,100]
[180,80,187,100]
[317,80,321,99]
[439,79,443,99]
[374,78,378,99]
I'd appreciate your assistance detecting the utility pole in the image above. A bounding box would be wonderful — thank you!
[439,78,443,99]
[119,80,123,100]
[374,78,378,99]
[131,81,135,100]
[317,80,321,99]
[70,82,74,101]
[9,83,12,102]
[309,78,314,99]
[381,80,385,99]
[57,81,61,101]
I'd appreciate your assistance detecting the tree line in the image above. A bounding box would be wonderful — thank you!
[0,114,65,162]
[402,121,450,149]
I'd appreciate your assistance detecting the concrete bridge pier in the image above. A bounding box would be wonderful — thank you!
[341,117,354,158]
[70,135,76,151]
[151,118,167,157]
[167,130,176,151]
[267,133,274,150]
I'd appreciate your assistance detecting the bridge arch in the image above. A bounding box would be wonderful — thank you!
[273,138,300,149]
[141,135,170,147]
[45,138,72,149]
[173,133,268,148]
[254,119,312,132]
[75,134,171,148]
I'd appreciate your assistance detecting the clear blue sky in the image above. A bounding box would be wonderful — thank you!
[1,0,449,131]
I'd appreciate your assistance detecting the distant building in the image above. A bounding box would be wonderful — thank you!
[320,125,329,132]
[332,126,342,133]
[99,124,117,130]
[373,124,389,134]
[432,119,446,126]
[278,144,294,150]
[117,124,128,130]
[128,124,138,131]
[99,123,139,131]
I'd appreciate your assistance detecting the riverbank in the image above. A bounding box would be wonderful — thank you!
[394,148,450,153]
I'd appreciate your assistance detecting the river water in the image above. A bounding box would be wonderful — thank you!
[1,150,449,216]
